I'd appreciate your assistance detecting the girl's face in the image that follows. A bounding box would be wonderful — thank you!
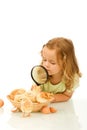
[42,46,63,76]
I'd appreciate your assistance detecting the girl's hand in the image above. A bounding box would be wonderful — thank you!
[31,85,39,90]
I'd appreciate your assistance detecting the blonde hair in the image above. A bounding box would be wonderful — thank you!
[41,37,81,89]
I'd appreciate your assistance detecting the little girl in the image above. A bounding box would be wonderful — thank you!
[32,37,81,103]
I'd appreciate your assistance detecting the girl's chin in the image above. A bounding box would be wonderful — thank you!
[48,74,52,77]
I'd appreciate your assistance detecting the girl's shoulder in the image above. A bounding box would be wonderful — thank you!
[73,73,80,87]
[66,74,80,93]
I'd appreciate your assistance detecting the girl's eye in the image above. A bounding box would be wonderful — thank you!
[51,62,56,65]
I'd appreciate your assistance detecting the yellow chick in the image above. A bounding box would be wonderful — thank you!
[20,97,33,117]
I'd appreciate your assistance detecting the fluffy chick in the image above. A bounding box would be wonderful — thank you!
[20,98,33,117]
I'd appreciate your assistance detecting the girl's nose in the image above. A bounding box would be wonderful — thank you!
[45,61,49,68]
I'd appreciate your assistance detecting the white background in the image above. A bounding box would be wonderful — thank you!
[0,1,87,130]
[0,0,87,97]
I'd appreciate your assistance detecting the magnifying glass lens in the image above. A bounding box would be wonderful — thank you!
[31,65,48,85]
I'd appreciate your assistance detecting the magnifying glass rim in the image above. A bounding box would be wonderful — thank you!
[31,65,48,85]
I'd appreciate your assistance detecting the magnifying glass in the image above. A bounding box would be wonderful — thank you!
[31,65,48,85]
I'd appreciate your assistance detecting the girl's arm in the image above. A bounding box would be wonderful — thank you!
[52,90,73,102]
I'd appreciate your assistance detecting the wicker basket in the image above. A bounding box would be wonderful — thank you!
[7,97,49,112]
[32,102,49,112]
